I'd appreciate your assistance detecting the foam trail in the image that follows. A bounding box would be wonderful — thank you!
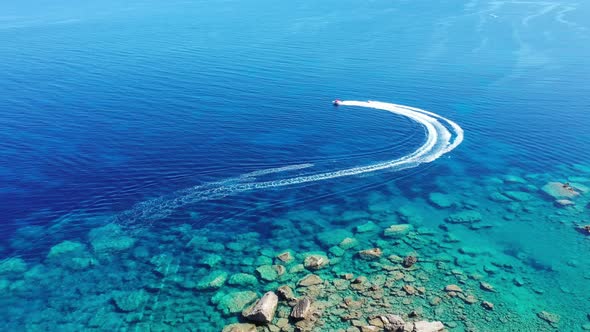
[116,101,463,227]
[240,163,314,179]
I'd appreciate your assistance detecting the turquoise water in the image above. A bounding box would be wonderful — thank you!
[1,0,590,331]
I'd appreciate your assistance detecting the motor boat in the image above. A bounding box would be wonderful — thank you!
[332,99,341,106]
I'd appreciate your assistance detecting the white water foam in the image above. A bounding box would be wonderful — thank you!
[116,100,463,226]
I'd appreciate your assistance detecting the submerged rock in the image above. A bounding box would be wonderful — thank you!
[428,192,453,208]
[217,291,258,314]
[489,192,512,203]
[379,314,404,332]
[329,245,345,257]
[228,273,258,286]
[222,323,257,332]
[542,182,579,199]
[356,221,378,233]
[502,191,534,202]
[358,248,382,260]
[402,255,417,268]
[383,224,412,238]
[256,265,278,281]
[274,264,286,276]
[413,320,445,332]
[316,229,353,247]
[243,291,278,324]
[397,206,423,223]
[429,297,442,306]
[555,199,574,207]
[513,276,526,286]
[303,254,329,270]
[200,254,222,267]
[298,274,323,287]
[149,253,174,276]
[47,241,85,258]
[482,301,494,310]
[276,251,294,263]
[197,271,228,290]
[289,264,305,274]
[479,281,495,292]
[112,290,149,312]
[291,297,312,320]
[0,257,27,275]
[368,317,385,328]
[460,294,478,304]
[46,240,97,270]
[65,257,97,270]
[504,175,527,184]
[339,237,359,250]
[445,211,482,224]
[87,307,119,328]
[89,224,136,254]
[277,285,296,301]
[537,310,560,326]
[444,284,463,293]
[403,284,416,295]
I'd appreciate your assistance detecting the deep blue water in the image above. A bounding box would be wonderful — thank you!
[1,0,590,331]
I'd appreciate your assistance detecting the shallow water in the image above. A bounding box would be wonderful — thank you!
[1,0,590,331]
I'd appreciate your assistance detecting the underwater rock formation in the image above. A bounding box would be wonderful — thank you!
[303,254,329,270]
[555,199,574,207]
[413,320,445,332]
[384,224,412,238]
[276,251,293,263]
[222,323,257,332]
[298,274,323,287]
[445,210,482,224]
[482,301,494,310]
[537,310,560,327]
[358,248,383,260]
[112,290,148,312]
[215,291,258,314]
[541,182,579,199]
[0,258,27,275]
[339,237,359,250]
[256,265,278,281]
[197,271,228,290]
[428,192,453,208]
[228,273,258,286]
[402,254,417,268]
[380,314,405,331]
[88,224,136,255]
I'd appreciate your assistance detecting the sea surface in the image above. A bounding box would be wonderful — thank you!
[1,0,590,331]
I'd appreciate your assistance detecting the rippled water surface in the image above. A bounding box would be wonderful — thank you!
[1,0,590,331]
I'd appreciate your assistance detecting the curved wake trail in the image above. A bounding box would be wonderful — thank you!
[116,101,463,227]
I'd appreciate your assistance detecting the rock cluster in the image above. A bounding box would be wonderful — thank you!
[12,167,590,331]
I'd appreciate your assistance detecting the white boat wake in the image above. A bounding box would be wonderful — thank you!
[116,100,463,226]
